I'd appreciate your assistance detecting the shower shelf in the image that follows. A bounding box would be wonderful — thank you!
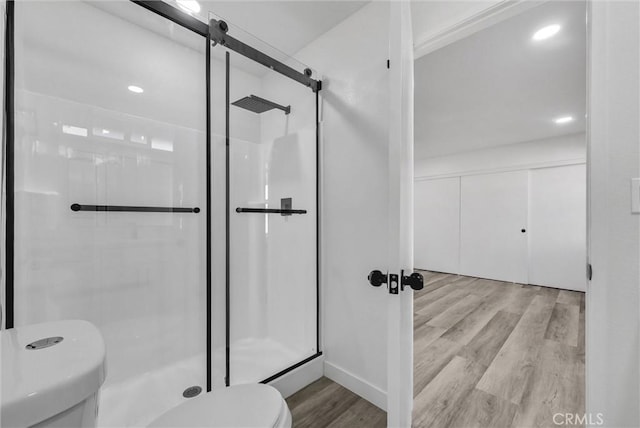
[70,204,200,213]
[235,207,307,215]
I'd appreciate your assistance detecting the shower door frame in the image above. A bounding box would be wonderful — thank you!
[2,0,322,392]
[210,10,323,388]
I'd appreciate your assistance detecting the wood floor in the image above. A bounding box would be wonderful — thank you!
[287,272,585,428]
[286,376,386,428]
[413,271,585,428]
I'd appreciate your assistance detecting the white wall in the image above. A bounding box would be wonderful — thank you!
[587,1,640,426]
[415,132,586,179]
[293,2,392,409]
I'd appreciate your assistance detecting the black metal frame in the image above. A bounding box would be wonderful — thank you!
[131,0,208,37]
[2,0,322,390]
[225,51,231,387]
[3,0,14,329]
[223,38,323,386]
[260,351,323,384]
[210,18,320,93]
[205,30,213,393]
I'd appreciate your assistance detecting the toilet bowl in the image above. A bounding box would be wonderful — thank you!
[1,320,106,428]
[148,384,292,428]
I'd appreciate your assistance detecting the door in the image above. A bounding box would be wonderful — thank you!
[414,177,461,273]
[387,2,415,425]
[208,14,319,386]
[529,164,586,291]
[10,2,208,426]
[460,170,529,283]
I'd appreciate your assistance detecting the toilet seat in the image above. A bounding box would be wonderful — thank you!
[148,384,291,428]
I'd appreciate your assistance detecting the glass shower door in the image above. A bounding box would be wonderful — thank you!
[12,2,207,427]
[209,14,319,385]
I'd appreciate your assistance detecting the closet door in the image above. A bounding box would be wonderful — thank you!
[529,164,586,291]
[460,171,529,283]
[414,177,460,273]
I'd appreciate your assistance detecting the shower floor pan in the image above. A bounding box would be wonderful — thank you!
[97,338,303,427]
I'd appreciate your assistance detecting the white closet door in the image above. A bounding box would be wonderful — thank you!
[414,177,460,273]
[529,164,586,291]
[460,171,529,283]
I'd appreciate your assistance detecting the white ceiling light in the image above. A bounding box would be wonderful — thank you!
[128,85,144,94]
[554,116,574,124]
[176,0,200,14]
[532,24,561,41]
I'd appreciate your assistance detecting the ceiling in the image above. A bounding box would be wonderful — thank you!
[414,1,587,160]
[178,1,368,59]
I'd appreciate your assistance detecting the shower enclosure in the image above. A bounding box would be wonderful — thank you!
[3,1,320,426]
[208,14,319,387]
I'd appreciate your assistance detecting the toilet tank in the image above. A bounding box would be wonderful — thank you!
[1,320,107,427]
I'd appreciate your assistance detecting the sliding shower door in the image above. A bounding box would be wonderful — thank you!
[12,3,207,427]
[209,15,319,385]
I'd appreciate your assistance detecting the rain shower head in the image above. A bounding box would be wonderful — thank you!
[232,95,291,115]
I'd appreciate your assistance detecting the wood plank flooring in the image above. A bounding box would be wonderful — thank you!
[286,377,386,428]
[286,271,585,428]
[414,271,585,428]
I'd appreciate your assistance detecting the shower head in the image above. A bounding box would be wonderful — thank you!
[232,95,291,115]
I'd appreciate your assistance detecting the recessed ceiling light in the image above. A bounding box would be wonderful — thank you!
[532,24,561,41]
[554,116,574,124]
[177,0,200,14]
[128,85,144,94]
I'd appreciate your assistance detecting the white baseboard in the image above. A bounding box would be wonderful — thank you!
[323,360,387,411]
[268,355,324,399]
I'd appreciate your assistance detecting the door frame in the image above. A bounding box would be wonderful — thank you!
[412,0,594,421]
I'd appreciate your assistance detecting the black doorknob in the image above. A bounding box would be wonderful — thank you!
[402,272,424,291]
[368,270,387,287]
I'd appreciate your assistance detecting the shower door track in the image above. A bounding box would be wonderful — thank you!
[2,0,322,393]
[131,1,320,92]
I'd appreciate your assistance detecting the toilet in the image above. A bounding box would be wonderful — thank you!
[1,319,291,428]
[1,320,107,428]
[148,383,292,428]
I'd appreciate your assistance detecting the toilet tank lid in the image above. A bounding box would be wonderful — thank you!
[149,384,286,428]
[1,320,107,427]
